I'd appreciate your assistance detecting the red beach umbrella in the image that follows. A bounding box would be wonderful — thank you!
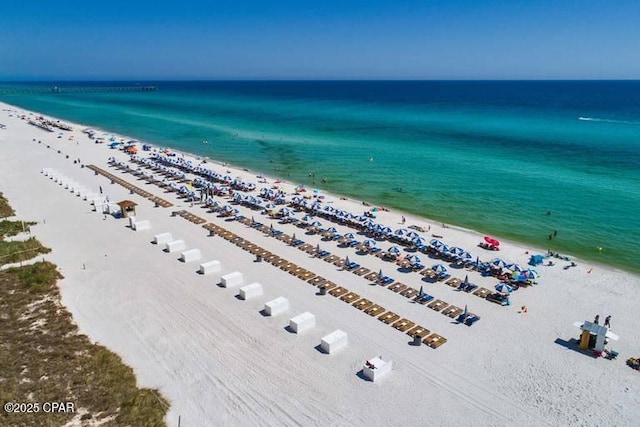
[484,236,500,247]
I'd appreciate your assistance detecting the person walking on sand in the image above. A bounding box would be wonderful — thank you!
[604,315,611,328]
[594,314,600,324]
[401,216,406,225]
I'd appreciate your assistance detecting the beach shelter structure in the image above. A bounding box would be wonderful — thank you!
[573,321,619,353]
[117,200,137,218]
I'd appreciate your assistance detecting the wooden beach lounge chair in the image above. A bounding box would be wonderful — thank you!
[392,318,416,332]
[322,281,338,292]
[363,271,379,282]
[309,276,327,287]
[263,253,277,262]
[428,300,448,311]
[329,286,349,297]
[473,287,492,298]
[406,325,430,339]
[281,262,297,272]
[445,277,462,288]
[424,334,447,349]
[272,258,287,268]
[324,254,340,264]
[299,271,316,281]
[378,311,401,325]
[420,268,435,278]
[388,283,407,293]
[333,257,346,268]
[341,292,361,303]
[353,267,370,276]
[352,298,374,311]
[442,305,464,318]
[400,287,419,298]
[364,304,386,317]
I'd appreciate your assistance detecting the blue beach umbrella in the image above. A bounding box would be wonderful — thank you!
[438,244,450,254]
[506,263,523,273]
[405,254,421,265]
[412,237,426,247]
[387,246,401,256]
[490,258,508,269]
[449,246,466,256]
[432,264,447,275]
[495,283,514,294]
[394,228,410,236]
[405,231,420,241]
[429,239,445,249]
[363,239,377,248]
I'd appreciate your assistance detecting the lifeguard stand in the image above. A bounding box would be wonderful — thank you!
[117,200,137,219]
[573,321,619,353]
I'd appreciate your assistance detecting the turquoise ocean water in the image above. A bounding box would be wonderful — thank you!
[1,81,639,273]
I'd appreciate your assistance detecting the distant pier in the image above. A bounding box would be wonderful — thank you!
[0,85,157,95]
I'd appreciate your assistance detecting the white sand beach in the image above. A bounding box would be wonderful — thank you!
[1,101,639,427]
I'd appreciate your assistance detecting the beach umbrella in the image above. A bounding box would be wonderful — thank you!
[449,246,466,256]
[362,239,377,248]
[278,207,292,216]
[522,269,540,280]
[362,219,375,229]
[438,244,450,254]
[378,269,384,279]
[490,258,508,268]
[458,251,473,260]
[464,275,469,284]
[419,285,424,297]
[405,231,420,240]
[345,256,350,265]
[484,236,500,247]
[394,228,410,236]
[463,304,468,316]
[321,227,337,237]
[429,239,445,249]
[495,283,514,294]
[344,232,356,240]
[405,254,421,265]
[506,263,523,272]
[412,237,426,247]
[432,264,447,275]
[379,226,393,235]
[387,246,401,256]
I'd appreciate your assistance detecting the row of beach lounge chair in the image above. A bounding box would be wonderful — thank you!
[89,163,173,207]
[109,158,482,330]
[193,220,448,348]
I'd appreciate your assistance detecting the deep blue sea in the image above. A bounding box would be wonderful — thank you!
[2,81,639,272]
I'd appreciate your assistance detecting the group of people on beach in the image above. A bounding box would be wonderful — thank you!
[593,314,612,328]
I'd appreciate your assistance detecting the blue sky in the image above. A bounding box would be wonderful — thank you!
[1,0,639,80]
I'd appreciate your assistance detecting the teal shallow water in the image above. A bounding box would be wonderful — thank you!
[2,81,639,272]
